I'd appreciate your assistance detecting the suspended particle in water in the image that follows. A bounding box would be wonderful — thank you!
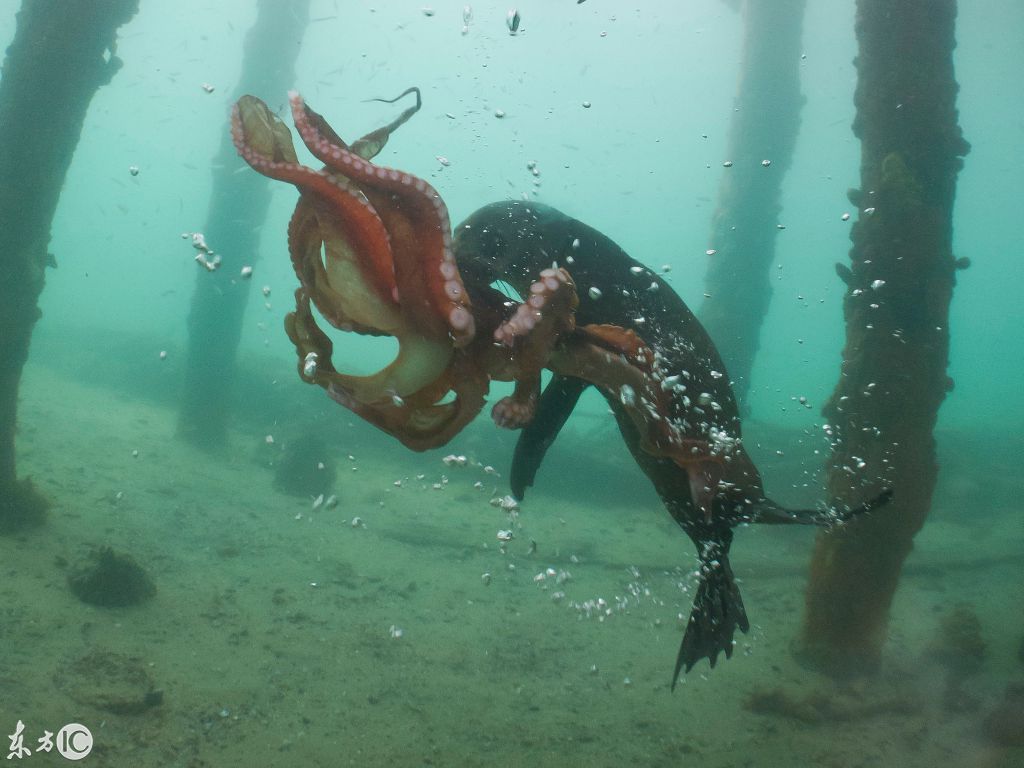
[302,352,318,378]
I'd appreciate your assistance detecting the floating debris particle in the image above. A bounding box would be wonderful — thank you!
[188,232,211,254]
[490,495,519,512]
[507,8,521,34]
[129,165,140,176]
[194,253,220,271]
[302,352,318,377]
[201,83,215,94]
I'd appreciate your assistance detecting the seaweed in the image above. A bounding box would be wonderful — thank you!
[68,547,156,607]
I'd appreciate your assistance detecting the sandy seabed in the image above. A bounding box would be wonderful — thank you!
[2,355,1022,768]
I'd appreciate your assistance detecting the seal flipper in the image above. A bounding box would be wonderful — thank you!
[744,487,894,526]
[510,375,589,499]
[672,531,749,690]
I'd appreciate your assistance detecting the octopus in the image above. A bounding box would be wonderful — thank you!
[230,89,685,461]
[230,90,891,689]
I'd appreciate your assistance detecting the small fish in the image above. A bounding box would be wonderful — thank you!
[506,8,520,34]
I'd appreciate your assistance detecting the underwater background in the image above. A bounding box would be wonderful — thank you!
[1,1,1022,766]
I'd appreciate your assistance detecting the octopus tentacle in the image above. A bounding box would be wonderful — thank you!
[232,101,398,313]
[326,353,489,452]
[286,287,453,406]
[555,323,728,517]
[492,267,579,429]
[293,88,423,162]
[352,86,422,160]
[288,91,474,348]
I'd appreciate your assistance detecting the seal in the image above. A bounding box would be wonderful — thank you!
[453,200,891,688]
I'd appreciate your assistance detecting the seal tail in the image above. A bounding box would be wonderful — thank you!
[672,537,750,690]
